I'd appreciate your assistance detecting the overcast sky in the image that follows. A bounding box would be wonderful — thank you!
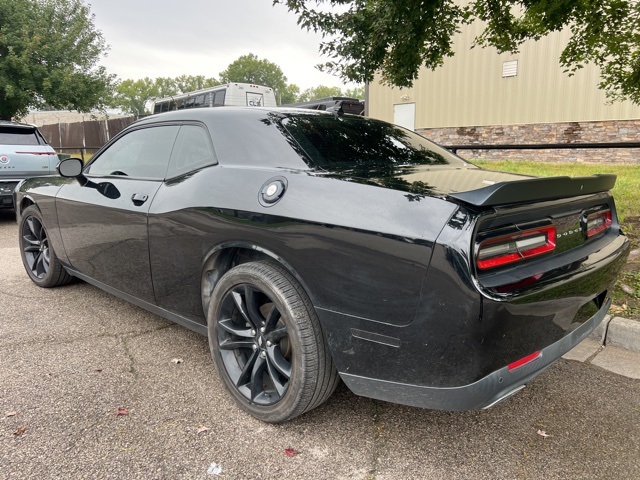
[89,0,356,91]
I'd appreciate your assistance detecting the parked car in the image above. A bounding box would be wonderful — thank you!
[0,121,58,210]
[14,108,630,422]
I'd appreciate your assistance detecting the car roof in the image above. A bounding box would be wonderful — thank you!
[132,106,326,127]
[0,120,38,130]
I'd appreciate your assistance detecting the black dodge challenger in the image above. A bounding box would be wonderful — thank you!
[15,108,630,422]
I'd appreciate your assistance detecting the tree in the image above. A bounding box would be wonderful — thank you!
[110,75,219,115]
[0,0,114,120]
[275,0,640,104]
[344,86,365,100]
[298,85,343,102]
[173,74,219,94]
[110,78,157,116]
[280,83,301,104]
[220,53,290,104]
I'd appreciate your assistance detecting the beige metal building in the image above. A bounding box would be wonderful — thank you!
[367,21,640,163]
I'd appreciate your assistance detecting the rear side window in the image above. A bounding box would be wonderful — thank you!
[0,127,41,145]
[86,125,180,180]
[166,125,216,178]
[213,90,226,106]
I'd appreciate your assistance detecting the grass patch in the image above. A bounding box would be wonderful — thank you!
[472,160,640,223]
[472,160,640,319]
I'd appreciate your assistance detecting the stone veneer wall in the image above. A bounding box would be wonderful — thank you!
[417,120,640,164]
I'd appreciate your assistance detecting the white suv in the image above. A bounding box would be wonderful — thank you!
[0,121,58,210]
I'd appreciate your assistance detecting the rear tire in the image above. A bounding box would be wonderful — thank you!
[19,205,73,288]
[207,261,339,423]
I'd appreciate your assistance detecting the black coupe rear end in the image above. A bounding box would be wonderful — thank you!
[14,108,630,421]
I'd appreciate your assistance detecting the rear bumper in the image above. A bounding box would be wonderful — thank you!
[340,296,610,410]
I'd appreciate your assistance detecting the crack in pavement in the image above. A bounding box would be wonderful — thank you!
[0,324,177,351]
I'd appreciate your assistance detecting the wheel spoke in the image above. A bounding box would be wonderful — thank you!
[35,253,46,277]
[264,304,280,332]
[249,355,267,401]
[218,318,253,337]
[27,251,40,272]
[236,350,258,388]
[266,345,292,378]
[267,327,288,342]
[219,338,255,350]
[244,285,266,328]
[22,235,40,247]
[26,217,39,239]
[265,358,288,396]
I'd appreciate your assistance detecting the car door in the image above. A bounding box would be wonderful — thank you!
[56,124,180,304]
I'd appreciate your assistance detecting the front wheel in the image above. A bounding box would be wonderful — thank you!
[207,261,339,423]
[19,205,73,288]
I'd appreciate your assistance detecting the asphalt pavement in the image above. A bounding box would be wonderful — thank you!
[1,209,639,479]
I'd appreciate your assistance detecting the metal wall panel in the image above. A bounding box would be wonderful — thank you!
[368,22,640,128]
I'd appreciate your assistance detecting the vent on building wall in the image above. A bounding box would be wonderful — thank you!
[502,60,518,78]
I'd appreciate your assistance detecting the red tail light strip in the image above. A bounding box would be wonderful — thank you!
[477,225,557,270]
[508,350,541,371]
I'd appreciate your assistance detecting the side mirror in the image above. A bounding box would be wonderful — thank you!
[56,158,84,178]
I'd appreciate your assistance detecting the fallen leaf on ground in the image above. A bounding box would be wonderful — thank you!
[116,407,129,416]
[5,411,17,417]
[13,426,26,436]
[197,425,210,434]
[537,429,551,438]
[284,448,300,457]
[171,358,184,364]
[620,284,634,295]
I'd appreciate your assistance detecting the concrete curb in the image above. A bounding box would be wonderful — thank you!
[590,315,640,352]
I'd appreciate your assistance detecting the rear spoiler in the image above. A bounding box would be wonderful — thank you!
[448,174,617,207]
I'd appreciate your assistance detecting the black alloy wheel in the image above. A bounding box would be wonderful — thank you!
[208,261,339,423]
[19,205,73,288]
[22,214,50,279]
[216,283,292,405]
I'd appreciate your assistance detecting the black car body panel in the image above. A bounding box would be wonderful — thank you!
[15,107,630,412]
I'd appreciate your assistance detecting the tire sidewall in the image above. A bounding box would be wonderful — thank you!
[207,263,310,423]
[19,205,57,287]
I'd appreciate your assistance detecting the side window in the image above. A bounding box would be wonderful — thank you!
[214,90,226,106]
[194,94,205,107]
[166,125,216,179]
[86,125,180,180]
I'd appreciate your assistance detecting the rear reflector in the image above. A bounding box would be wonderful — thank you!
[477,225,557,270]
[508,351,541,371]
[586,209,612,238]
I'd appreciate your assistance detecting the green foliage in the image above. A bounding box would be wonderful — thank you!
[0,0,115,120]
[276,0,640,103]
[110,75,219,115]
[219,53,289,104]
[344,86,365,100]
[298,85,343,102]
[280,83,301,105]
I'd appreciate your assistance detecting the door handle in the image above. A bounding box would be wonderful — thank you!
[131,193,149,206]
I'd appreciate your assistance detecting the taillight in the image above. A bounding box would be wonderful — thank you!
[508,350,541,371]
[586,209,612,238]
[477,225,557,270]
